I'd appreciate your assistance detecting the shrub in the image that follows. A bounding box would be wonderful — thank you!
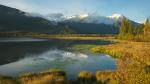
[144,65,150,73]
[96,71,113,84]
[77,71,96,84]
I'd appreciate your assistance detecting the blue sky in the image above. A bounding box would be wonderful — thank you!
[0,0,150,22]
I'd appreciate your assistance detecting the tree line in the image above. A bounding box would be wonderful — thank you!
[119,18,150,41]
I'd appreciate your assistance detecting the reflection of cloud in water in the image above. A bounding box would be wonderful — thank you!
[32,50,88,62]
[63,52,88,59]
[0,49,116,78]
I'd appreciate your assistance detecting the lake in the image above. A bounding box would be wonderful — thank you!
[0,38,116,79]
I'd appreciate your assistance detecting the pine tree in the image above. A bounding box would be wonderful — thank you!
[119,19,127,39]
[134,24,144,41]
[136,25,144,35]
[127,21,133,34]
[119,18,134,39]
[144,18,150,39]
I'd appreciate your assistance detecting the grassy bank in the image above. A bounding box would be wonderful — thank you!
[91,41,150,64]
[91,40,150,83]
[0,69,116,84]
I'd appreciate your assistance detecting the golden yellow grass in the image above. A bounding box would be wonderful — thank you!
[46,36,114,40]
[91,40,150,83]
[32,34,115,40]
[78,71,94,79]
[91,41,150,64]
[17,69,66,84]
[96,71,113,82]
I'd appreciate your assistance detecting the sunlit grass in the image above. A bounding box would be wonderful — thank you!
[71,44,98,52]
[96,71,113,84]
[91,46,122,58]
[77,71,96,84]
[91,40,150,83]
[17,69,66,84]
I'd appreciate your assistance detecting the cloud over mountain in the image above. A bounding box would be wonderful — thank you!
[34,13,126,25]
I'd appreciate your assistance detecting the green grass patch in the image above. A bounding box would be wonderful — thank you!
[91,46,122,58]
[70,44,98,52]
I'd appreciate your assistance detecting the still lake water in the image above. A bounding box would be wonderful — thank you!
[0,38,116,79]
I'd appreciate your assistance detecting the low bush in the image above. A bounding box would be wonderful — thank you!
[77,71,96,84]
[96,71,113,84]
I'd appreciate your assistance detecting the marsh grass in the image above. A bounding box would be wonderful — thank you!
[91,46,122,58]
[96,71,113,84]
[17,69,66,84]
[91,40,150,83]
[77,71,96,83]
[71,45,98,52]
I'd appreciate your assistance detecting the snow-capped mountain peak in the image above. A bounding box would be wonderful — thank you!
[108,13,125,20]
[65,13,89,20]
[65,15,75,19]
[38,13,128,25]
[79,13,89,19]
[64,13,125,24]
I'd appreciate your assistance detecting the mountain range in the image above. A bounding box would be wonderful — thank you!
[45,13,124,25]
[0,5,140,35]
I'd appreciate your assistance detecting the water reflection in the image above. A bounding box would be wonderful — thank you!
[0,49,116,79]
[0,38,116,79]
[0,38,113,65]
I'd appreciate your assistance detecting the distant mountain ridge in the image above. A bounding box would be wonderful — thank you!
[0,5,140,35]
[0,5,53,32]
[0,5,78,34]
[63,13,124,25]
[44,13,138,26]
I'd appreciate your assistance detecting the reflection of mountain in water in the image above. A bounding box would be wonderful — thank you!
[0,38,113,65]
[0,39,70,65]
